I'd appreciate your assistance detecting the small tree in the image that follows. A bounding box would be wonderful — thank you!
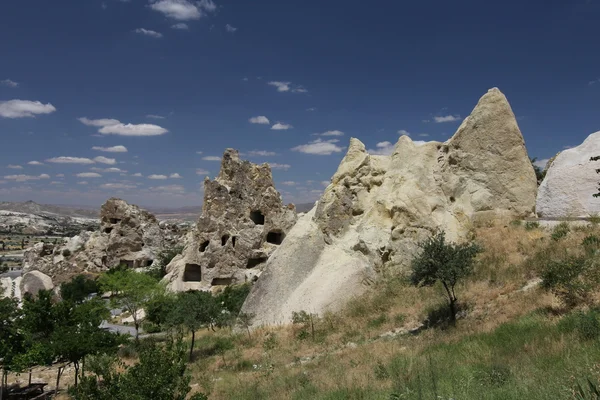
[236,312,255,340]
[168,291,220,361]
[410,232,482,326]
[591,156,600,198]
[0,296,24,398]
[60,275,100,304]
[99,270,159,341]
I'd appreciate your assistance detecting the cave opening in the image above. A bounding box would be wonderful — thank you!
[109,218,122,224]
[221,234,230,246]
[183,264,202,282]
[246,257,268,269]
[211,277,233,286]
[266,230,284,245]
[250,210,265,225]
[199,240,210,253]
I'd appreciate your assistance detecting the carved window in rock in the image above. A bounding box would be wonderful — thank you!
[199,240,210,253]
[183,264,202,282]
[221,234,230,246]
[104,227,113,234]
[266,230,284,245]
[246,257,268,269]
[250,210,265,225]
[109,218,122,224]
[211,277,233,286]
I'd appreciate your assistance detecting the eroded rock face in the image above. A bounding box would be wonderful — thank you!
[537,131,600,218]
[241,88,538,327]
[20,270,54,297]
[163,149,297,292]
[22,198,176,285]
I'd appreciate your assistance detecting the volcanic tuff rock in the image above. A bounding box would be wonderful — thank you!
[22,198,177,285]
[537,131,600,218]
[241,88,538,327]
[163,149,297,292]
[20,270,54,297]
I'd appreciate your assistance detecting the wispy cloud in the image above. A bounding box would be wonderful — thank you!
[247,150,277,156]
[146,114,166,119]
[134,28,163,38]
[281,181,296,186]
[79,117,168,136]
[589,78,600,86]
[367,141,395,156]
[292,138,344,156]
[0,100,56,118]
[171,23,189,30]
[434,115,461,123]
[76,172,102,178]
[196,169,210,175]
[92,167,125,173]
[533,158,550,169]
[101,183,137,190]
[79,117,120,127]
[249,116,270,125]
[272,122,293,130]
[0,79,18,88]
[268,163,291,170]
[149,0,216,20]
[94,156,116,165]
[4,174,50,182]
[92,145,128,153]
[7,165,23,170]
[267,81,307,93]
[202,156,221,161]
[47,157,95,165]
[315,130,344,137]
[169,173,182,178]
[225,24,237,33]
[148,174,168,180]
[27,161,44,166]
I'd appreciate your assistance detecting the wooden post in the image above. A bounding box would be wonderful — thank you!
[28,369,32,385]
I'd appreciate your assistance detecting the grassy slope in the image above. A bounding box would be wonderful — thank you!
[185,221,600,400]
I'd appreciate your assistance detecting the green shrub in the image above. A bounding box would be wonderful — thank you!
[263,332,278,352]
[62,248,71,257]
[588,213,600,225]
[510,220,522,227]
[367,315,387,328]
[551,222,570,241]
[540,255,598,308]
[582,235,600,254]
[560,311,600,340]
[475,363,512,387]
[215,283,251,315]
[525,221,540,231]
[141,321,162,334]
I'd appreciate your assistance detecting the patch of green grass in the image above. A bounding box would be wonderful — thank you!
[551,222,571,241]
[525,221,540,231]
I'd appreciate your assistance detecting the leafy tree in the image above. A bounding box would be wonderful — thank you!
[410,232,482,326]
[70,339,202,400]
[168,291,220,361]
[99,270,159,340]
[145,292,177,328]
[215,283,251,315]
[147,246,183,280]
[60,275,100,303]
[0,296,24,397]
[530,157,546,184]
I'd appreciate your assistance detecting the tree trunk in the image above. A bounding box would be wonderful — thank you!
[74,362,79,387]
[1,369,5,400]
[56,366,64,395]
[189,330,195,362]
[442,281,457,326]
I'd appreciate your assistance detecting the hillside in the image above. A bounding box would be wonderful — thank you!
[0,201,99,219]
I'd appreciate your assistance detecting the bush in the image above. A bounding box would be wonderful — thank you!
[147,246,183,279]
[141,321,162,334]
[215,283,251,315]
[551,222,570,241]
[367,315,387,328]
[559,311,600,340]
[525,221,540,231]
[60,275,99,303]
[582,235,600,254]
[62,248,71,257]
[540,255,598,308]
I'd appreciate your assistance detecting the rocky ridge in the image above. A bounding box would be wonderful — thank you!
[241,88,538,327]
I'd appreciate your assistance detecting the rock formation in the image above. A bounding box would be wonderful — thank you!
[537,131,600,218]
[20,270,54,297]
[163,149,297,292]
[241,88,538,327]
[22,198,176,285]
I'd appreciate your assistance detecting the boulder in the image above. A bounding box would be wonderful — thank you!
[537,131,600,218]
[241,88,538,327]
[20,270,54,297]
[163,149,297,292]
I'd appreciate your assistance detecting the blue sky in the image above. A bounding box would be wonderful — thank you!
[1,0,599,208]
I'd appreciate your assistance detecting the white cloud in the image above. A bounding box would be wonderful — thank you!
[321,180,330,187]
[76,172,102,178]
[293,86,308,93]
[196,169,210,175]
[171,23,189,30]
[0,100,56,118]
[368,141,395,156]
[198,0,216,12]
[291,138,344,156]
[99,123,168,136]
[47,157,95,164]
[101,183,136,189]
[78,117,120,127]
[4,174,50,182]
[169,173,182,179]
[149,184,186,194]
[134,28,163,38]
[589,78,600,86]
[131,173,143,177]
[77,181,89,185]
[196,151,203,154]
[56,174,65,177]
[94,156,116,165]
[272,122,292,130]
[268,81,291,92]
[28,161,44,166]
[268,163,291,170]
[533,158,550,169]
[92,167,124,173]
[306,107,317,112]
[249,116,270,124]
[247,150,277,156]
[434,115,461,123]
[318,130,344,137]
[148,174,168,180]
[202,156,221,161]
[1,79,18,88]
[398,129,411,136]
[92,145,128,153]
[281,181,296,186]
[225,24,237,33]
[149,0,202,20]
[7,165,23,170]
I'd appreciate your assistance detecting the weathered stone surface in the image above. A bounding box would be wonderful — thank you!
[22,198,177,285]
[242,88,538,327]
[537,131,600,218]
[20,270,54,297]
[163,149,297,292]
